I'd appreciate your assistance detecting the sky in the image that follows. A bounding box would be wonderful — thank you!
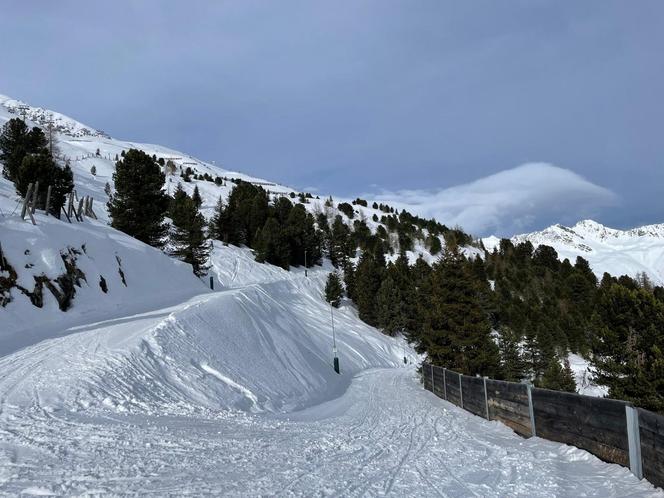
[0,1,662,236]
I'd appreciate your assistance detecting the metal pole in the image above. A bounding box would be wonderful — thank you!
[459,374,463,409]
[483,376,489,420]
[431,364,435,393]
[305,249,308,277]
[443,368,447,400]
[331,303,339,374]
[626,405,643,479]
[526,383,536,437]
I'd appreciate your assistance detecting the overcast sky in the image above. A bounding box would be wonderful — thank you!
[1,1,662,236]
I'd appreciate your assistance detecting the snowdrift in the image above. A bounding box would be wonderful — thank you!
[0,244,410,414]
[0,208,208,355]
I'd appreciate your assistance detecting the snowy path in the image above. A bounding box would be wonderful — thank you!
[0,368,659,496]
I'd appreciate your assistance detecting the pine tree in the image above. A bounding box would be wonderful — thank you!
[329,215,353,267]
[376,275,404,335]
[343,261,357,302]
[108,149,169,248]
[169,188,210,276]
[254,217,290,269]
[209,196,227,241]
[538,357,577,392]
[325,272,344,308]
[498,326,526,382]
[419,248,500,376]
[353,251,384,326]
[16,152,74,214]
[0,118,48,182]
[192,185,202,208]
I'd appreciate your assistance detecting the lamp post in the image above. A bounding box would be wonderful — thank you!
[331,303,339,374]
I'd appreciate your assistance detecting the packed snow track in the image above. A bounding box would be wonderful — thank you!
[0,368,659,496]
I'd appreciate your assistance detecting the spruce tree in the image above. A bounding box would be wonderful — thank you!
[192,185,203,208]
[108,149,169,248]
[325,272,344,308]
[170,188,210,276]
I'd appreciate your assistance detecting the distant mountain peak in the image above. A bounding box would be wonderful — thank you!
[484,219,664,284]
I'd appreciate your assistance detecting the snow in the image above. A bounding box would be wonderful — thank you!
[1,93,661,494]
[568,353,609,397]
[0,368,660,496]
[484,219,664,285]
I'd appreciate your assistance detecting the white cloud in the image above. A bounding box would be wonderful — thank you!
[367,163,618,236]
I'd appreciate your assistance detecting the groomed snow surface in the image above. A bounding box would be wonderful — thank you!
[0,246,661,496]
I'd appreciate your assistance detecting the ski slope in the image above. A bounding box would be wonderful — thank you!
[0,245,661,494]
[0,368,660,496]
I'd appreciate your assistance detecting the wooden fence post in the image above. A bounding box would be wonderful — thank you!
[77,197,85,220]
[31,181,39,214]
[483,376,489,420]
[21,183,33,219]
[526,383,536,437]
[459,374,463,409]
[443,368,447,400]
[44,185,52,216]
[626,405,643,479]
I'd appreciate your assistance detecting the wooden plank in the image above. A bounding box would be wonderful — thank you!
[534,409,629,450]
[488,399,532,428]
[638,408,664,489]
[638,409,664,436]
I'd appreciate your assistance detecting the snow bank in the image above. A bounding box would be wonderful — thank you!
[0,207,207,356]
[0,244,411,414]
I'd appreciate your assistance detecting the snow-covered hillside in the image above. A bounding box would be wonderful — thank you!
[484,219,664,284]
[0,92,460,328]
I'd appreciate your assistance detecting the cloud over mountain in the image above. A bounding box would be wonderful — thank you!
[368,163,618,236]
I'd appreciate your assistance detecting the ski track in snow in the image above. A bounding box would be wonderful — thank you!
[0,368,660,496]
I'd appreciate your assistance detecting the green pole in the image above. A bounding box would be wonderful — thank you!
[331,303,339,374]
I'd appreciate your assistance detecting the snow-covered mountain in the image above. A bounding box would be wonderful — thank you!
[0,92,467,336]
[484,219,664,284]
[1,94,661,495]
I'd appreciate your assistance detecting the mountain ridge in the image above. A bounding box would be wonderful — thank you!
[484,219,664,284]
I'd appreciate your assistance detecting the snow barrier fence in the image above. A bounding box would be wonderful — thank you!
[421,363,664,490]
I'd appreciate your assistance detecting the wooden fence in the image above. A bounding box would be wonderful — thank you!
[422,363,664,490]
